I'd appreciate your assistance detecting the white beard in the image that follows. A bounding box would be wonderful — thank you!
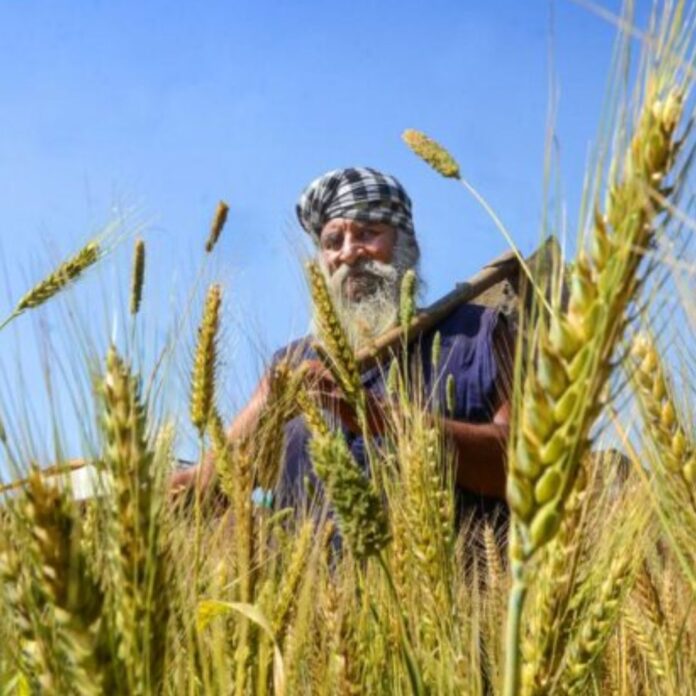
[327,263,400,351]
[313,235,419,352]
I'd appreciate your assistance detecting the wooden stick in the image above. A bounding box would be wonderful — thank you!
[0,457,196,495]
[0,459,90,494]
[351,248,519,371]
[2,248,525,494]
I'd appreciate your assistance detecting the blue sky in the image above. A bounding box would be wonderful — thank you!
[0,0,656,468]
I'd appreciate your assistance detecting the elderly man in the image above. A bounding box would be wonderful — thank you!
[173,167,511,517]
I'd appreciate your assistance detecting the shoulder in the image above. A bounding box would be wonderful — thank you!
[271,336,316,368]
[429,303,499,340]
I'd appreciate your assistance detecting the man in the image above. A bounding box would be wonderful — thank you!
[172,167,511,517]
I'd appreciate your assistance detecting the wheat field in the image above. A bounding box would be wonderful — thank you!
[1,2,695,694]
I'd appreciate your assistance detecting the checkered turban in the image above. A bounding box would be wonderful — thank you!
[296,167,415,241]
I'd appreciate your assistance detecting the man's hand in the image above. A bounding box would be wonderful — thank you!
[169,461,216,503]
[300,359,386,436]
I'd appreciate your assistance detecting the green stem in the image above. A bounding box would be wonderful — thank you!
[504,558,528,696]
[0,309,21,333]
[194,440,204,590]
[456,177,552,315]
[376,552,425,696]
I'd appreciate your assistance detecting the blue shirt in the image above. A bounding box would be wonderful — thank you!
[271,303,507,524]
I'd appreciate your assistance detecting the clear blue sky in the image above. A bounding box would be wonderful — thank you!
[0,0,656,469]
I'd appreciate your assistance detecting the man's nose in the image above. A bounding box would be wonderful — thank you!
[338,235,365,266]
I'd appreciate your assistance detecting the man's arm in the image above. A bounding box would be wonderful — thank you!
[169,374,271,494]
[439,315,514,500]
[305,319,513,501]
[438,400,509,499]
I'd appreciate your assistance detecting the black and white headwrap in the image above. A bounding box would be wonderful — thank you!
[296,167,415,241]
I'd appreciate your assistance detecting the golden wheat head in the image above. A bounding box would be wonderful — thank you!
[190,284,223,437]
[402,129,461,179]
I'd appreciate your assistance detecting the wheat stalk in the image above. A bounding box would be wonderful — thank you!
[520,470,590,696]
[254,361,305,490]
[631,334,696,502]
[557,556,634,695]
[0,472,106,695]
[503,18,690,690]
[205,200,229,253]
[272,520,314,641]
[309,430,390,560]
[190,284,222,437]
[402,129,461,179]
[0,241,101,331]
[399,269,417,334]
[623,605,672,691]
[100,345,169,693]
[129,238,146,315]
[306,261,365,412]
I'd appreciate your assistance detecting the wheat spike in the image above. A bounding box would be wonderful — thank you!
[208,408,234,502]
[631,334,696,502]
[230,440,255,603]
[309,430,390,560]
[623,606,670,690]
[0,241,101,331]
[558,557,634,695]
[504,14,690,690]
[205,200,229,253]
[399,269,417,333]
[508,82,685,561]
[190,284,222,437]
[0,472,106,695]
[296,387,331,439]
[255,361,305,490]
[306,261,364,410]
[100,345,169,693]
[431,331,442,372]
[520,472,589,696]
[129,237,145,315]
[445,374,456,416]
[272,520,314,641]
[17,242,100,312]
[402,129,461,179]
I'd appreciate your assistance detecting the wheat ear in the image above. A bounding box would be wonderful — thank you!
[631,334,695,502]
[0,472,105,695]
[129,237,145,315]
[0,241,101,331]
[399,268,417,334]
[520,471,589,696]
[309,430,390,560]
[503,27,689,692]
[622,606,671,691]
[306,261,365,411]
[557,557,634,695]
[254,361,305,490]
[205,200,229,253]
[190,284,222,437]
[272,520,314,642]
[100,345,169,693]
[402,129,461,179]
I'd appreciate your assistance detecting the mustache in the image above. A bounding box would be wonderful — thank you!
[329,258,399,293]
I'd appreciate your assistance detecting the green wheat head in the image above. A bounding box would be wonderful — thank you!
[309,430,390,560]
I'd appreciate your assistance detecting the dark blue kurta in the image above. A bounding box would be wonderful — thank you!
[271,303,507,523]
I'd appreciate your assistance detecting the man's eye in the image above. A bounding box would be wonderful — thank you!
[323,235,342,250]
